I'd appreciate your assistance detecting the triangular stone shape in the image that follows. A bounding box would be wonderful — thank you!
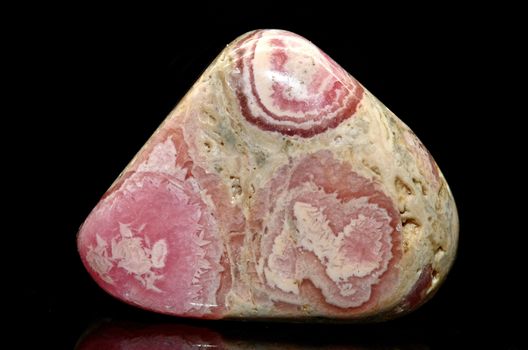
[77,29,458,321]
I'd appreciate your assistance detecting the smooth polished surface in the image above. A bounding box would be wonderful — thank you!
[77,29,458,321]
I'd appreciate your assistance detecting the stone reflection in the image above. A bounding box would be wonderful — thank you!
[76,320,429,349]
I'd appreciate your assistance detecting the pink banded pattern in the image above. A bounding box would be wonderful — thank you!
[231,30,364,137]
[251,151,401,311]
[76,29,457,321]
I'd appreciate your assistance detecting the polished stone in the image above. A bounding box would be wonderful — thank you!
[77,29,458,321]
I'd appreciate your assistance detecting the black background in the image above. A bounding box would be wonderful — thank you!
[14,2,524,348]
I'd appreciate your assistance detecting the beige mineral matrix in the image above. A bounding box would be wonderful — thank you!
[77,29,458,321]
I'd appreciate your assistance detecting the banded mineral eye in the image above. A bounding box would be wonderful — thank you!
[231,30,364,137]
[252,151,400,309]
[77,29,458,321]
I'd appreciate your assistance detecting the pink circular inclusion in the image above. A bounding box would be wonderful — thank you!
[78,171,223,318]
[233,30,364,137]
[251,151,401,312]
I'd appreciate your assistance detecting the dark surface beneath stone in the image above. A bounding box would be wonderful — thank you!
[13,2,524,349]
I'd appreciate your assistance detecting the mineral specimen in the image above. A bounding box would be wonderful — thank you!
[77,29,458,321]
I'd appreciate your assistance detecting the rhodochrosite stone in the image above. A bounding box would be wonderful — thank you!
[77,30,458,321]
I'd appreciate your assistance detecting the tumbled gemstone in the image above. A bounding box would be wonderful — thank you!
[77,29,458,321]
